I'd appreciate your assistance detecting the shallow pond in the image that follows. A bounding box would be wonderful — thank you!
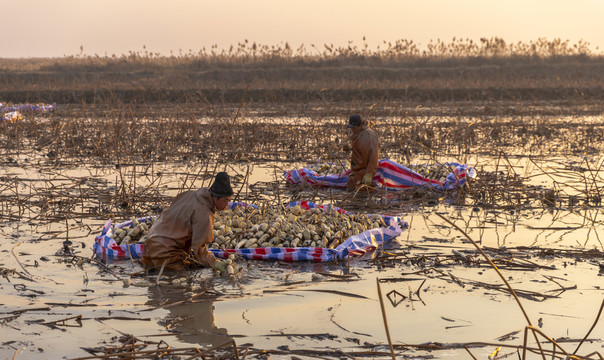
[1,122,604,359]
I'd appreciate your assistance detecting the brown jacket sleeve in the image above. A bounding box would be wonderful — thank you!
[191,207,217,268]
[193,244,217,268]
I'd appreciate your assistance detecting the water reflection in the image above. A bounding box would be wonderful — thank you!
[407,201,604,251]
[146,285,230,347]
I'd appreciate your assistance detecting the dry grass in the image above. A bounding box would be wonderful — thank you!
[1,37,604,104]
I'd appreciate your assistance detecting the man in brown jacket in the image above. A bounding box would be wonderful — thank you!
[140,172,234,271]
[347,114,379,190]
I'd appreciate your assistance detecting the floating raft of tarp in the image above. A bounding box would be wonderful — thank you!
[93,200,407,263]
[284,159,476,191]
[1,102,55,121]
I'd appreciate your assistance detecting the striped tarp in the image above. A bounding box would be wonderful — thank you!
[210,200,406,261]
[0,102,55,113]
[93,216,154,260]
[284,159,475,191]
[93,201,406,262]
[1,103,55,121]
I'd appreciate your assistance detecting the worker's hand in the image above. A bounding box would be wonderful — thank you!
[212,259,229,273]
[362,173,373,186]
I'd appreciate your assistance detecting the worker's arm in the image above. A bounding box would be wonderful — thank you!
[191,212,217,267]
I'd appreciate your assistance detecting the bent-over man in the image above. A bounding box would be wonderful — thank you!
[140,172,233,271]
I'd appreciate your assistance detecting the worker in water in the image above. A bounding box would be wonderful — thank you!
[140,172,233,271]
[346,114,379,190]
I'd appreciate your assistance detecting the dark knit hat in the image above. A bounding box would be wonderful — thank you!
[210,172,234,197]
[347,114,363,128]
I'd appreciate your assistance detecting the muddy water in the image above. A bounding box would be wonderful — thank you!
[1,146,604,359]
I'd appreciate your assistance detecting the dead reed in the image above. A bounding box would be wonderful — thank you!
[2,102,604,230]
[2,38,604,107]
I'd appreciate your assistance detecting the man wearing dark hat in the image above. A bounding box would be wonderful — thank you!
[347,114,379,190]
[140,172,234,271]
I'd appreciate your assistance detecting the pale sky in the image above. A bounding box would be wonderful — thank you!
[2,0,603,58]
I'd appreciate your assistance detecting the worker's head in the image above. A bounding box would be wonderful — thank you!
[347,114,365,134]
[210,172,234,211]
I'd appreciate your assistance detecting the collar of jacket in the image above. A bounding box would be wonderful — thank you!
[196,188,216,213]
[351,124,369,140]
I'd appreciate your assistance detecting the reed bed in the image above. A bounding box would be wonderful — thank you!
[2,107,604,165]
[2,38,604,106]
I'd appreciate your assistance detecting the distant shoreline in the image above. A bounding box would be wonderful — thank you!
[2,48,604,115]
[1,87,604,113]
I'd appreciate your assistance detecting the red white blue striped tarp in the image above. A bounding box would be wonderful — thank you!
[93,216,154,261]
[93,201,406,263]
[0,102,55,113]
[284,159,475,191]
[1,103,55,121]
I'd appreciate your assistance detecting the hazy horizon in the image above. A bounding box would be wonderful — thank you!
[2,0,604,58]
